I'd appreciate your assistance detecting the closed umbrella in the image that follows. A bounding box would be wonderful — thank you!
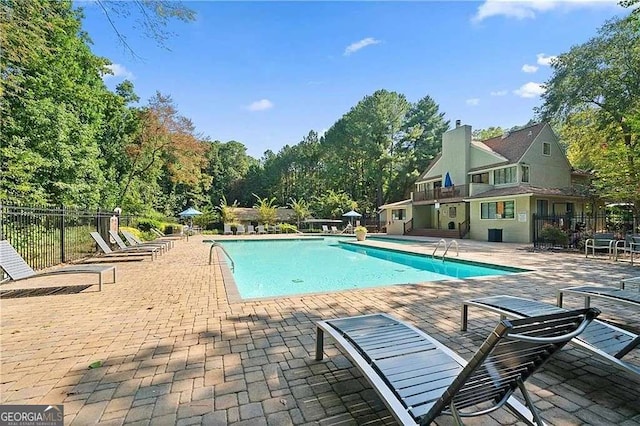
[444,172,453,188]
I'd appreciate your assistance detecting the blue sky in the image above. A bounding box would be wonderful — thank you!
[80,1,628,158]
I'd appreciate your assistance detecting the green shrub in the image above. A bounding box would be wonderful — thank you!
[163,224,183,234]
[121,226,143,239]
[540,224,568,246]
[280,223,298,233]
[137,217,162,232]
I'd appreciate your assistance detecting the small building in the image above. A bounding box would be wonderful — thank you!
[390,121,589,243]
[378,199,412,234]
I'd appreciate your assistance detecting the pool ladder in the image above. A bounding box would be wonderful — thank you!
[432,239,459,262]
[209,242,235,272]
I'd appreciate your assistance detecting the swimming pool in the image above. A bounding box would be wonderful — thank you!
[216,238,525,299]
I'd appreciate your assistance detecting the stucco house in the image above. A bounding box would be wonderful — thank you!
[381,121,589,243]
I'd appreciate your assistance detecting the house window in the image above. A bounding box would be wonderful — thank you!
[449,207,457,217]
[392,209,405,220]
[521,165,530,183]
[481,201,515,219]
[471,172,489,184]
[543,142,551,156]
[493,166,517,184]
[537,200,549,216]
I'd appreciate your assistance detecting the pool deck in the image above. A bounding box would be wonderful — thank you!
[1,234,639,425]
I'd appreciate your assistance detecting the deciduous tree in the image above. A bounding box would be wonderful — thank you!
[539,17,640,210]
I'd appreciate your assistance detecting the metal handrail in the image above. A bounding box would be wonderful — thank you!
[432,239,447,257]
[208,242,235,272]
[442,240,459,262]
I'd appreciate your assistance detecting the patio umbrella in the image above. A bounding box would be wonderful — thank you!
[178,207,202,232]
[342,210,362,227]
[179,207,202,217]
[444,172,453,188]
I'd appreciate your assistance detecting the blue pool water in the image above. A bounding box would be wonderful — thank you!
[218,238,523,299]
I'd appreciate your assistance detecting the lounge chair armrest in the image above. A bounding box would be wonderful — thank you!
[507,308,600,344]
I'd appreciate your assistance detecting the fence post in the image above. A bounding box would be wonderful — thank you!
[60,205,66,263]
[532,213,537,248]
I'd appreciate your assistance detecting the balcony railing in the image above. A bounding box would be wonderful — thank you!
[413,185,469,202]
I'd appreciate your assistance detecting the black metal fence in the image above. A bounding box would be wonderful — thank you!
[533,213,639,249]
[0,204,115,271]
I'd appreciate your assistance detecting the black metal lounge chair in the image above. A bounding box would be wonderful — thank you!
[121,230,173,250]
[0,240,115,291]
[557,285,640,310]
[461,295,640,378]
[315,309,599,425]
[90,232,158,261]
[108,231,165,255]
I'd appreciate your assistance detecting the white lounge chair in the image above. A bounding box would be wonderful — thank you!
[151,227,184,240]
[330,226,339,234]
[108,230,165,255]
[236,224,246,235]
[322,225,329,233]
[121,230,173,250]
[223,224,233,235]
[247,225,256,234]
[0,240,116,291]
[257,225,267,234]
[90,232,158,261]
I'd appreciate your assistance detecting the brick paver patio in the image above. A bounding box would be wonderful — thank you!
[1,234,639,425]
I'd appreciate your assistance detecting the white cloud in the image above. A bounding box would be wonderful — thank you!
[466,98,480,106]
[522,64,539,73]
[490,90,508,96]
[247,99,274,111]
[536,53,557,66]
[103,63,134,80]
[472,0,620,22]
[513,82,545,98]
[344,37,381,56]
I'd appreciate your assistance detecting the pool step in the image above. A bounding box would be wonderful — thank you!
[406,229,461,239]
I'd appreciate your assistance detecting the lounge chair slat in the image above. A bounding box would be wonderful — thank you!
[374,351,452,374]
[387,360,461,382]
[382,353,459,379]
[359,335,428,352]
[396,370,461,397]
[367,341,437,359]
[346,325,415,341]
[390,364,462,388]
